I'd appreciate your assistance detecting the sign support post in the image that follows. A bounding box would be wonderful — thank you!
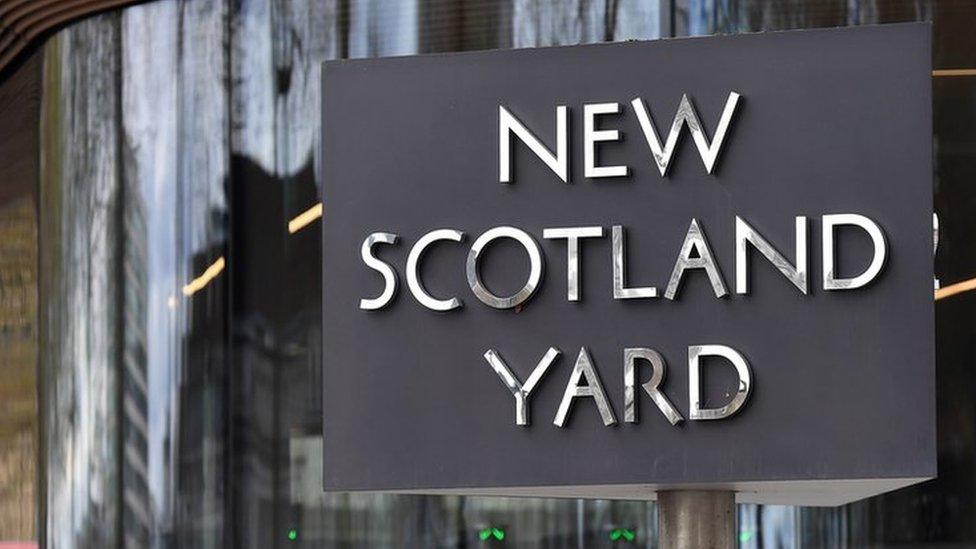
[658,491,735,549]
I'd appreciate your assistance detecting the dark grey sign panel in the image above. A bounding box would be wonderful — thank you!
[321,24,934,505]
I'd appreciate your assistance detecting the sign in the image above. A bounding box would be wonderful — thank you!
[321,23,934,505]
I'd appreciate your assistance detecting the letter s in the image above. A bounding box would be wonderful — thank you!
[359,232,399,310]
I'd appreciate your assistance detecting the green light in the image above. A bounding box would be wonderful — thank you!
[287,528,298,541]
[610,529,636,543]
[479,527,505,542]
[739,530,754,543]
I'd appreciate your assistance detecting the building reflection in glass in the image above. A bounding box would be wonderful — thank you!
[32,0,976,547]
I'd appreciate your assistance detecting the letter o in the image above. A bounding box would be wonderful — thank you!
[466,226,544,309]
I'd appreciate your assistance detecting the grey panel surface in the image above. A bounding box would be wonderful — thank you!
[321,24,934,505]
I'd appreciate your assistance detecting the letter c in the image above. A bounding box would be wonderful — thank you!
[406,229,465,311]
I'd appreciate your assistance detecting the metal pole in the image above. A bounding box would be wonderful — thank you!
[658,490,736,549]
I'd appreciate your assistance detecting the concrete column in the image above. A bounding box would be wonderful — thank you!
[658,490,735,549]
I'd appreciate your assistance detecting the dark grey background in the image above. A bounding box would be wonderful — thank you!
[321,24,934,502]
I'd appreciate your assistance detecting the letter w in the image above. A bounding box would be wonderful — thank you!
[631,92,741,176]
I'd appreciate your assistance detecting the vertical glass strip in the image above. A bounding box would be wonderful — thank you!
[39,14,123,548]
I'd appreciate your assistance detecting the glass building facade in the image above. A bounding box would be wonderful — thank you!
[0,0,970,546]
